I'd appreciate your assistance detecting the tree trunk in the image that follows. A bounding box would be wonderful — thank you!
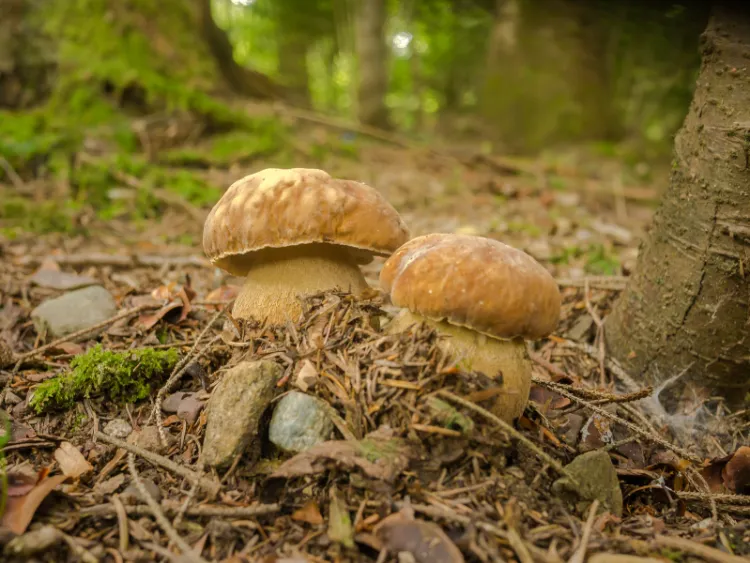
[0,0,56,109]
[567,0,623,141]
[275,2,312,108]
[196,0,284,100]
[605,0,750,411]
[355,0,391,129]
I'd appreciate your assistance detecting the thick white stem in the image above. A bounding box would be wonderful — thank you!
[386,309,531,422]
[232,244,369,325]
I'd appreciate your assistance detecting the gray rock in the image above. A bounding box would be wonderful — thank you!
[552,450,623,517]
[269,391,334,453]
[177,395,205,424]
[29,269,97,290]
[162,391,205,424]
[161,391,193,413]
[200,360,282,468]
[103,418,132,439]
[31,286,117,339]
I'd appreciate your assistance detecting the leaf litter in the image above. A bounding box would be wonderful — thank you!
[1,140,749,561]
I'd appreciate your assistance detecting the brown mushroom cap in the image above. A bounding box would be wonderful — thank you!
[379,233,561,340]
[203,168,410,276]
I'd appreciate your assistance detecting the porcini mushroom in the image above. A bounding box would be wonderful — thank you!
[379,233,561,422]
[203,168,410,325]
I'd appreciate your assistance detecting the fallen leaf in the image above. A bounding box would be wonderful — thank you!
[54,442,93,478]
[22,372,56,383]
[162,391,194,412]
[177,395,205,424]
[294,360,318,392]
[95,473,127,495]
[129,294,162,309]
[4,525,61,557]
[47,341,85,356]
[162,414,182,426]
[1,473,69,534]
[292,499,324,525]
[270,427,413,484]
[374,510,464,563]
[699,453,730,492]
[151,283,177,301]
[722,446,750,494]
[6,466,40,498]
[138,302,183,330]
[328,487,354,548]
[8,417,36,443]
[204,285,240,309]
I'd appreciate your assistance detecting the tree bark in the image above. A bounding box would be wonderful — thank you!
[605,0,750,411]
[355,0,391,129]
[567,0,623,141]
[0,0,56,109]
[196,0,284,100]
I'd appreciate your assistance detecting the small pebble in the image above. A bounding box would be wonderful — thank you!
[30,285,118,339]
[103,419,132,439]
[3,390,22,406]
[269,391,334,453]
[128,425,169,454]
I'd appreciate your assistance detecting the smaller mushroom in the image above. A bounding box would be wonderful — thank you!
[379,233,561,422]
[203,168,410,325]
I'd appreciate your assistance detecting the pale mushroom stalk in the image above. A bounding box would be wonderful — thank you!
[386,310,531,421]
[232,244,369,325]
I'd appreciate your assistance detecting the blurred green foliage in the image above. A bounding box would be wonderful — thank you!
[0,0,708,236]
[218,0,706,155]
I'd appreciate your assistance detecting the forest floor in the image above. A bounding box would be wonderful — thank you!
[1,115,749,563]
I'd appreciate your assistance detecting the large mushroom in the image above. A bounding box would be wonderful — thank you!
[203,168,410,325]
[379,233,561,422]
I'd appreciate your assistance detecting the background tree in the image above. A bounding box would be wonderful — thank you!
[0,0,55,109]
[355,0,391,128]
[605,0,750,410]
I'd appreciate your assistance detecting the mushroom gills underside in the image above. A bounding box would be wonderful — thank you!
[385,309,532,422]
[231,244,369,325]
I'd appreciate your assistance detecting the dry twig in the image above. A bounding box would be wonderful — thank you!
[436,389,577,485]
[532,379,701,463]
[152,304,227,447]
[583,279,606,387]
[652,535,747,563]
[79,502,280,518]
[95,431,220,495]
[568,500,598,563]
[128,453,207,563]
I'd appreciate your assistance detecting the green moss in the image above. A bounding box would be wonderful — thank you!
[29,345,179,413]
[0,197,82,235]
[585,244,621,275]
[161,124,284,168]
[358,434,408,464]
[425,397,475,434]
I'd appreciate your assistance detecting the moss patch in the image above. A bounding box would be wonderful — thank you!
[29,345,179,413]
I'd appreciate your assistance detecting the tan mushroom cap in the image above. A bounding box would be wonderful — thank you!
[379,233,561,340]
[203,168,411,276]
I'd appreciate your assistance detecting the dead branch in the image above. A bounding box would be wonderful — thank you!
[95,431,220,496]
